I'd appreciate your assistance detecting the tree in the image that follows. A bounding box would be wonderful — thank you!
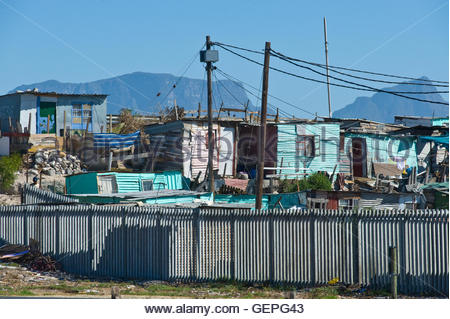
[278,172,332,193]
[0,153,22,192]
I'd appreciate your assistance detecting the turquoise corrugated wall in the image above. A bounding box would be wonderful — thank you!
[344,133,417,176]
[277,123,341,178]
[97,171,183,193]
[431,117,449,126]
[214,194,269,209]
[268,192,306,209]
[65,172,99,194]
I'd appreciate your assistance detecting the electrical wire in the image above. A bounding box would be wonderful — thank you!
[215,43,449,105]
[216,67,315,117]
[213,71,246,106]
[215,42,449,84]
[146,43,205,111]
[270,49,448,88]
[270,50,449,94]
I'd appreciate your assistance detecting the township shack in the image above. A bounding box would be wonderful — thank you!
[332,119,418,178]
[297,189,420,210]
[0,90,107,135]
[394,115,449,127]
[144,117,423,184]
[144,118,278,182]
[65,171,188,195]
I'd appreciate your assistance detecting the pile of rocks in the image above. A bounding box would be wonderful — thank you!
[28,149,84,176]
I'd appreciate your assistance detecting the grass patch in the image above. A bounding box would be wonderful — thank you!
[308,286,339,299]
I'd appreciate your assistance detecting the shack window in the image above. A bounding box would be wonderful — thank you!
[297,135,316,157]
[339,199,358,210]
[72,103,92,131]
[141,179,154,191]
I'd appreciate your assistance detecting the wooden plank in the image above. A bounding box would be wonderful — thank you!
[102,151,153,161]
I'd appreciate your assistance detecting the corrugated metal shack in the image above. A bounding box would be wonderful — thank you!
[0,91,107,135]
[276,122,340,178]
[302,190,419,210]
[65,171,187,195]
[333,119,418,178]
[70,189,213,205]
[144,118,279,182]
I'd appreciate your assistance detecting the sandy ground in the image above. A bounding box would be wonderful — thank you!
[0,171,66,206]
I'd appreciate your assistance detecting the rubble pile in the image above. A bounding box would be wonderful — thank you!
[28,150,84,177]
[0,243,60,272]
[19,251,60,272]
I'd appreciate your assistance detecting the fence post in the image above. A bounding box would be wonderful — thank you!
[268,210,275,283]
[121,207,128,279]
[351,211,360,284]
[191,208,199,280]
[230,210,235,280]
[156,210,163,280]
[88,207,94,276]
[389,246,398,299]
[23,205,28,246]
[399,211,407,294]
[309,209,316,285]
[55,211,60,258]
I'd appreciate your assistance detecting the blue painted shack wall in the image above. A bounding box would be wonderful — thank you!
[344,133,417,177]
[56,95,107,134]
[0,94,21,133]
[277,123,341,178]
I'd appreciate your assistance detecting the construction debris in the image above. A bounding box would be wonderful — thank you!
[0,241,60,272]
[27,149,85,177]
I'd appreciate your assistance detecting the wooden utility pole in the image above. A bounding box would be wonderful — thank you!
[174,99,179,120]
[255,42,271,210]
[206,35,215,192]
[323,17,332,118]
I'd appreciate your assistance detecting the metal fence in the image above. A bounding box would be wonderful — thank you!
[20,184,78,204]
[0,205,447,296]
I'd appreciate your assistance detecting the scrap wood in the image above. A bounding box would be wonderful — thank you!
[0,241,60,272]
[0,244,29,260]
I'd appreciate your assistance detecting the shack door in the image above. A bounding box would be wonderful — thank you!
[38,101,56,134]
[218,127,234,176]
[98,175,118,194]
[352,138,367,177]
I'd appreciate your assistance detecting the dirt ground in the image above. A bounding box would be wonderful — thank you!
[0,171,66,206]
[0,261,423,299]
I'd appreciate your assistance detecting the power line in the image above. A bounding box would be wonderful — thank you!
[212,41,264,55]
[150,43,205,109]
[215,42,449,84]
[216,67,315,117]
[215,43,449,105]
[213,71,246,106]
[270,50,450,96]
[271,49,449,88]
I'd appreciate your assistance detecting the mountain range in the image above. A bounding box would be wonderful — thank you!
[11,73,448,123]
[11,72,252,115]
[332,77,448,122]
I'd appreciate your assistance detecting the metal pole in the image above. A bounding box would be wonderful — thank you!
[323,17,332,118]
[389,246,398,299]
[206,35,215,192]
[255,42,271,210]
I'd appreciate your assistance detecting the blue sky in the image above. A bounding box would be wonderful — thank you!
[0,0,448,117]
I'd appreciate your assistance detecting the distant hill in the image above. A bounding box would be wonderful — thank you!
[10,72,252,114]
[332,77,449,123]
